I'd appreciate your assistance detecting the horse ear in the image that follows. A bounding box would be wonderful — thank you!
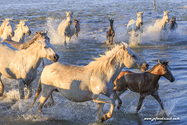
[158,60,161,64]
[166,59,169,63]
[36,32,38,34]
[122,45,126,51]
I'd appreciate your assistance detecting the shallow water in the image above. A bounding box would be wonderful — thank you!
[0,0,187,125]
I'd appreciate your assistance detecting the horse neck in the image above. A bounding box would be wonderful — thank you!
[110,23,114,29]
[110,62,125,83]
[1,30,11,40]
[136,18,141,29]
[13,27,25,43]
[148,66,162,84]
[20,42,42,69]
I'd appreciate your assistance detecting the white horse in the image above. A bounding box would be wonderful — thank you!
[29,43,149,123]
[0,39,59,100]
[58,11,75,45]
[126,12,144,33]
[0,19,14,40]
[12,20,31,43]
[154,11,169,32]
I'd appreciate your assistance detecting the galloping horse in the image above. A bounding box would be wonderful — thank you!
[12,20,31,43]
[169,17,178,31]
[0,19,14,40]
[106,18,115,44]
[2,32,49,50]
[154,11,169,32]
[126,12,144,33]
[73,19,80,37]
[29,43,149,123]
[0,39,59,100]
[58,11,75,44]
[113,60,175,116]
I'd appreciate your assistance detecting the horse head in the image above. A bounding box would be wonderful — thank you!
[0,19,14,38]
[66,11,73,25]
[121,43,149,71]
[73,19,80,28]
[35,31,50,43]
[18,19,31,36]
[158,60,175,82]
[136,11,144,26]
[108,18,114,27]
[37,39,59,62]
[163,11,169,23]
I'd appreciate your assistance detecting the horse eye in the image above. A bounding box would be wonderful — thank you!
[131,54,135,58]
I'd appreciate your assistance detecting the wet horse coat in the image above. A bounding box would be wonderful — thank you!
[0,39,59,99]
[113,60,175,116]
[126,12,144,33]
[30,43,149,123]
[106,19,115,44]
[154,11,169,32]
[58,11,75,44]
[73,19,80,37]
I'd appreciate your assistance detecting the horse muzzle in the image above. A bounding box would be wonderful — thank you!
[140,22,143,26]
[170,77,175,82]
[27,30,31,36]
[140,63,149,72]
[11,32,15,37]
[52,54,59,62]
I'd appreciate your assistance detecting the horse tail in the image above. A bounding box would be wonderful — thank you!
[30,77,42,108]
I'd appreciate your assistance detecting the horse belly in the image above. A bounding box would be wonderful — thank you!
[57,88,93,102]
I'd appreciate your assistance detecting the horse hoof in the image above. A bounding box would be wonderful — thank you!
[101,114,107,123]
[44,102,54,108]
[117,104,121,110]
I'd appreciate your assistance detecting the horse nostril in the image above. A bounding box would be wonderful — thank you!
[54,54,59,61]
[146,64,149,68]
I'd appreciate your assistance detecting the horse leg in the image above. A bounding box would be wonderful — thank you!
[18,79,25,99]
[151,92,166,117]
[136,94,146,113]
[37,86,54,113]
[0,74,4,97]
[25,82,32,99]
[113,88,127,110]
[44,94,55,108]
[97,103,104,121]
[111,36,113,44]
[93,94,115,123]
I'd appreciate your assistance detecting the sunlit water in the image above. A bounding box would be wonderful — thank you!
[0,0,187,124]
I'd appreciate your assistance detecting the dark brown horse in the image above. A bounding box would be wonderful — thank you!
[169,17,178,31]
[106,19,115,44]
[73,19,80,37]
[113,60,175,116]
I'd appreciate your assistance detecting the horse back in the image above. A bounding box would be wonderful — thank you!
[127,19,136,27]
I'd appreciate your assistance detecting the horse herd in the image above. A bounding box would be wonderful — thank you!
[0,11,176,123]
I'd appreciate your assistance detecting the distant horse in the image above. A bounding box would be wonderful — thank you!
[126,12,144,33]
[58,11,75,45]
[2,31,49,50]
[106,18,115,44]
[12,20,31,43]
[0,39,59,100]
[73,19,80,37]
[29,43,149,123]
[169,17,178,31]
[0,19,14,40]
[154,11,169,32]
[113,60,175,116]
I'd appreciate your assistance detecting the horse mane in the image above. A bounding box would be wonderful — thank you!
[0,19,11,36]
[88,43,128,74]
[148,63,159,73]
[15,20,27,31]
